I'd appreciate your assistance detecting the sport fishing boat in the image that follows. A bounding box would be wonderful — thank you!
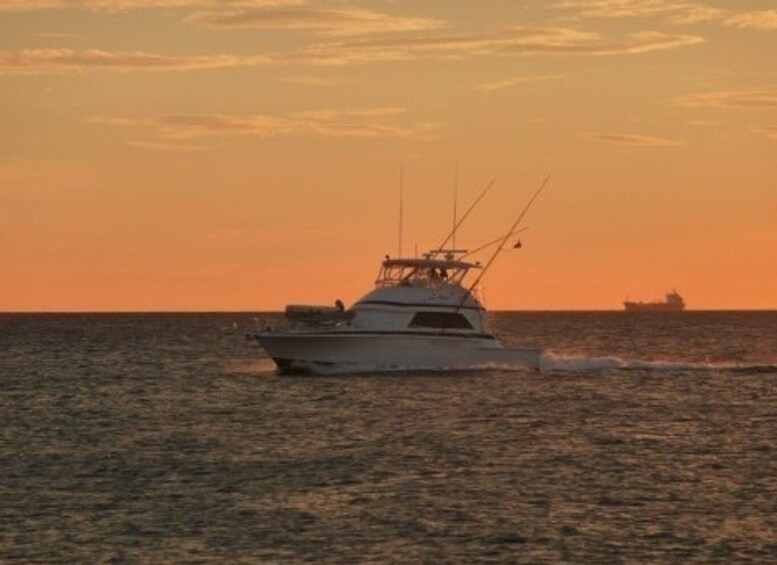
[624,290,685,312]
[251,249,541,374]
[251,174,549,375]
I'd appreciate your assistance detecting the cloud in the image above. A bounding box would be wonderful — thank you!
[0,48,268,74]
[676,88,777,108]
[128,140,210,151]
[553,1,726,24]
[751,125,777,140]
[277,75,340,87]
[35,32,76,39]
[289,107,408,119]
[89,109,442,141]
[584,132,684,146]
[477,74,563,92]
[187,6,444,36]
[294,27,704,64]
[686,119,718,127]
[0,0,304,11]
[724,10,777,31]
[555,1,777,32]
[1,25,702,75]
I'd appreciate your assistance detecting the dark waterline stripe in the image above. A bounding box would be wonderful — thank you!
[254,330,496,340]
[354,300,482,311]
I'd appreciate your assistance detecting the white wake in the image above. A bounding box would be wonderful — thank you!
[539,352,777,374]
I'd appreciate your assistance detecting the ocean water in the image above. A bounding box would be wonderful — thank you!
[2,312,777,562]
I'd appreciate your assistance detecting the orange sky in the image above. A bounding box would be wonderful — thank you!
[2,0,776,311]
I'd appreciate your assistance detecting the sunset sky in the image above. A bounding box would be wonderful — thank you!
[2,0,776,311]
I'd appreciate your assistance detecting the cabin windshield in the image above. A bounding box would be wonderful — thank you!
[375,259,474,288]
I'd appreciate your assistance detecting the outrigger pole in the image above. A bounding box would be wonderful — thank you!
[463,174,551,299]
[435,176,497,252]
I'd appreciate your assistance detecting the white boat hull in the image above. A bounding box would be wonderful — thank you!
[253,332,541,374]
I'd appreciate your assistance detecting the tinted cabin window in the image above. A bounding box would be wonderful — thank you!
[409,312,473,329]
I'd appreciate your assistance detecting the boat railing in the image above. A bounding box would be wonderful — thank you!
[375,265,469,288]
[285,305,354,330]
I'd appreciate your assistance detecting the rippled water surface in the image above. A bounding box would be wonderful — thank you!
[2,312,777,562]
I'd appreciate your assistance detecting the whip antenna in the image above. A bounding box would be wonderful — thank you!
[398,166,404,257]
[452,162,459,251]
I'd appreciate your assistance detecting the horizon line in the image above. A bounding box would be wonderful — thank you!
[2,309,776,314]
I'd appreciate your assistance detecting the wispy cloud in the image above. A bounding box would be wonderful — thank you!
[35,32,77,39]
[750,125,777,140]
[676,88,777,108]
[0,0,304,12]
[477,74,563,92]
[0,48,268,74]
[277,75,340,87]
[555,1,777,33]
[686,119,718,127]
[127,140,210,151]
[0,25,703,75]
[584,132,684,146]
[553,1,726,24]
[187,6,444,36]
[89,109,442,141]
[724,10,777,31]
[295,27,704,65]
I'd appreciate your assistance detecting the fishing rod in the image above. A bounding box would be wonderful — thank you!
[460,226,529,260]
[461,174,551,304]
[435,176,497,252]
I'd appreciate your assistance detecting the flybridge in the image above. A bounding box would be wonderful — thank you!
[377,249,480,288]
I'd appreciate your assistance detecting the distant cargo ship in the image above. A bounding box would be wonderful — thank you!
[624,290,685,312]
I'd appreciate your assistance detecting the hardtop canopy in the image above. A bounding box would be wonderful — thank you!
[381,257,480,271]
[376,252,480,288]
